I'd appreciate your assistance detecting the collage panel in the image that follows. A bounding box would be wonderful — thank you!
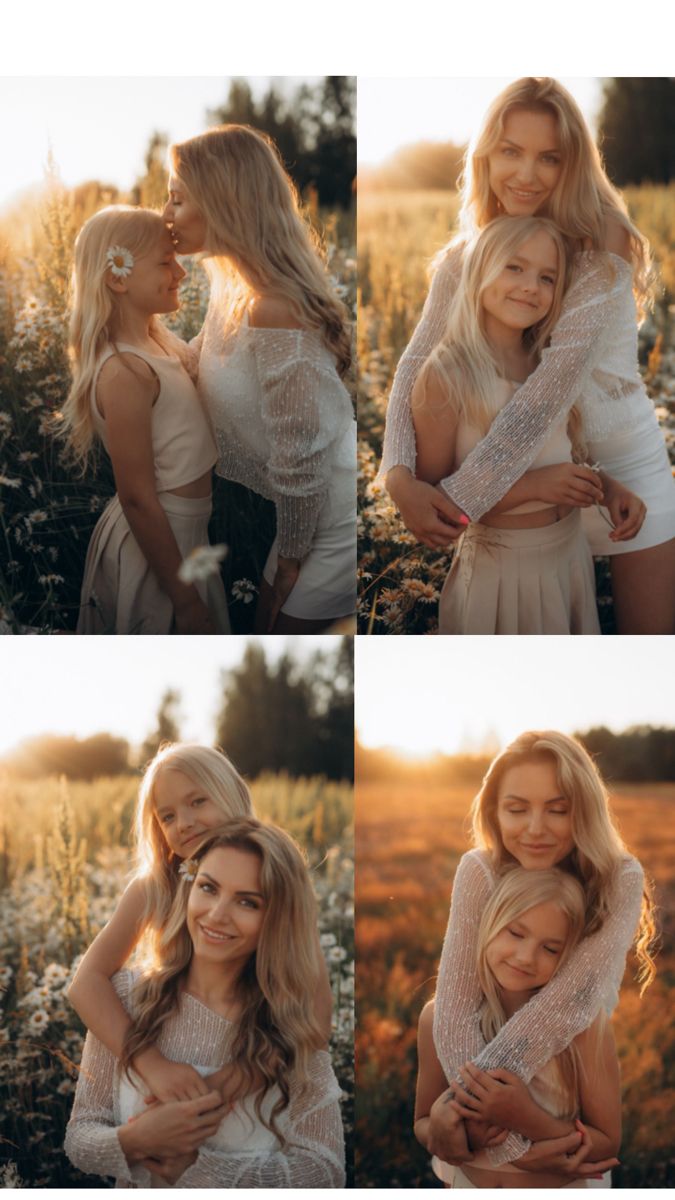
[0,76,356,637]
[0,634,354,1187]
[355,636,675,1188]
[358,77,675,635]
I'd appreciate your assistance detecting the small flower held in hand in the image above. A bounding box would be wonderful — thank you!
[178,544,228,584]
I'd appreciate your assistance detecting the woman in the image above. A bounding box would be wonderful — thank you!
[164,125,356,634]
[64,820,345,1187]
[382,77,675,633]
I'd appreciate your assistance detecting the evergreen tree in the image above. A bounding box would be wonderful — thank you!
[598,78,675,186]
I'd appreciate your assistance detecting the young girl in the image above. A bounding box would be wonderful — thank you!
[415,867,622,1188]
[412,216,642,635]
[67,742,333,1103]
[383,77,675,634]
[425,730,654,1179]
[65,820,345,1187]
[60,205,229,635]
[164,125,356,634]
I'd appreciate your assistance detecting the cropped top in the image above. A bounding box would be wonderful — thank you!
[432,848,643,1168]
[381,244,654,520]
[197,307,355,559]
[455,379,572,516]
[64,970,345,1188]
[91,343,217,492]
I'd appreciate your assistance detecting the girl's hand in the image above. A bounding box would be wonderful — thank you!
[527,463,604,507]
[602,478,647,542]
[461,1111,509,1151]
[174,594,216,635]
[138,1151,198,1184]
[268,557,301,631]
[135,1051,213,1103]
[386,467,467,548]
[427,1090,474,1164]
[452,1062,533,1128]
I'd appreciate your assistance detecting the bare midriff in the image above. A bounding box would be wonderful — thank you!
[167,469,213,499]
[480,504,573,530]
[462,1163,581,1188]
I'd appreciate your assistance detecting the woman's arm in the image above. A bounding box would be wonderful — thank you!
[438,253,626,520]
[99,355,214,634]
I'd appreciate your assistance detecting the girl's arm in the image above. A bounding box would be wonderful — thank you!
[99,355,214,635]
[411,366,458,485]
[415,1000,472,1162]
[573,1017,622,1158]
[438,253,627,520]
[67,878,210,1102]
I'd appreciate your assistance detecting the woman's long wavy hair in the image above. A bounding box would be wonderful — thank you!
[59,206,190,472]
[471,730,657,992]
[134,742,253,939]
[416,216,585,451]
[438,77,651,315]
[170,125,351,376]
[477,866,587,1117]
[122,819,325,1140]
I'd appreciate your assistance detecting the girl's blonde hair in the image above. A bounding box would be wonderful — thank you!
[441,77,651,314]
[170,125,351,376]
[135,742,253,934]
[417,216,584,452]
[477,866,587,1117]
[123,818,325,1140]
[471,730,656,991]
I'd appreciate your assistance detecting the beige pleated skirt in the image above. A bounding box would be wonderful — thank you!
[438,508,600,636]
[77,491,230,634]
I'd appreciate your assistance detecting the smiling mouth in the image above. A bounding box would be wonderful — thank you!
[199,923,235,943]
[181,831,203,848]
[507,187,542,201]
[505,962,534,978]
[521,843,555,851]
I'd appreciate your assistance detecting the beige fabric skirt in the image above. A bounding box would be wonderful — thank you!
[438,508,600,636]
[77,492,230,634]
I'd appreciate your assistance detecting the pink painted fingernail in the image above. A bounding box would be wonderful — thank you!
[459,514,470,525]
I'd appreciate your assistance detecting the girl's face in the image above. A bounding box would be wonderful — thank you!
[120,230,185,315]
[486,900,570,992]
[164,175,208,255]
[481,230,559,333]
[488,109,563,216]
[187,846,265,965]
[154,768,226,859]
[496,758,575,869]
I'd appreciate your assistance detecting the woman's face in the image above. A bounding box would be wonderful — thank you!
[486,900,570,993]
[187,845,265,965]
[496,758,575,869]
[481,230,558,332]
[487,109,563,216]
[164,174,208,255]
[154,768,225,859]
[117,230,185,315]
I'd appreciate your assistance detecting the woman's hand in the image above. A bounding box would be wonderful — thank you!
[516,1123,619,1181]
[601,476,647,542]
[138,1150,198,1184]
[452,1063,534,1130]
[526,463,604,507]
[174,594,216,635]
[463,1115,509,1151]
[426,1090,474,1164]
[386,467,468,548]
[117,1091,227,1163]
[134,1049,213,1104]
[268,556,301,630]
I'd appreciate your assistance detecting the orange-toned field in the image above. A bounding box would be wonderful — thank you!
[355,780,675,1188]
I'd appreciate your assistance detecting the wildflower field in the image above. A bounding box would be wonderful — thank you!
[355,777,675,1187]
[357,185,675,634]
[0,772,354,1187]
[0,185,356,634]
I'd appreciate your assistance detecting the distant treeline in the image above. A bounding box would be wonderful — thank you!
[356,725,675,786]
[360,78,675,192]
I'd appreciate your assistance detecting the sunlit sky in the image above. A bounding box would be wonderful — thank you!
[356,639,674,758]
[358,77,601,168]
[0,636,339,756]
[0,76,321,211]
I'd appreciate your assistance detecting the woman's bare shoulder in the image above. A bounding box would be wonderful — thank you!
[248,295,305,331]
[600,215,632,263]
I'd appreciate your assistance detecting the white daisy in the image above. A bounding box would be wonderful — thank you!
[27,1009,50,1034]
[106,245,134,278]
[178,543,227,583]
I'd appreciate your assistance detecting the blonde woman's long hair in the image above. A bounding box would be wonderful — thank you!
[471,730,656,991]
[134,742,253,938]
[477,866,587,1117]
[122,819,326,1140]
[170,125,351,376]
[416,216,582,445]
[60,205,190,472]
[440,77,651,314]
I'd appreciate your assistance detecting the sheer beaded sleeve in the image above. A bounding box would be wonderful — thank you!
[379,245,464,478]
[439,252,627,519]
[177,1050,346,1188]
[64,970,138,1185]
[252,334,354,559]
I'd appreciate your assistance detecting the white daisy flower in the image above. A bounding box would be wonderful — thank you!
[106,245,134,278]
[178,543,227,583]
[326,945,348,964]
[231,577,257,604]
[178,858,199,881]
[320,933,337,948]
[27,1009,50,1033]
